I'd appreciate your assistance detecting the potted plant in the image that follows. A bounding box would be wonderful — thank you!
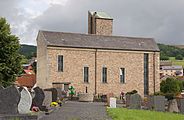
[68,86,75,100]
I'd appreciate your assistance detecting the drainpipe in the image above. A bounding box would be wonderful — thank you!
[153,52,156,93]
[95,49,97,94]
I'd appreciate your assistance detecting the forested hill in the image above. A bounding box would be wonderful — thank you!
[158,43,184,60]
[19,44,36,59]
[19,44,184,60]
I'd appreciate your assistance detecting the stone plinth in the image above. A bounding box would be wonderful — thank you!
[79,93,94,102]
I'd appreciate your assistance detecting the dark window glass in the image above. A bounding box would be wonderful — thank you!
[102,67,107,83]
[120,68,125,83]
[58,55,63,72]
[144,53,149,95]
[84,67,89,83]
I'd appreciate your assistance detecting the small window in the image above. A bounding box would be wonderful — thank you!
[120,68,125,83]
[58,55,63,72]
[84,67,89,83]
[102,67,107,83]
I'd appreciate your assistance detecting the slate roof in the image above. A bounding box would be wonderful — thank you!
[39,30,160,52]
[161,65,183,70]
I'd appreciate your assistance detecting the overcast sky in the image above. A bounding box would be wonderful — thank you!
[0,0,184,45]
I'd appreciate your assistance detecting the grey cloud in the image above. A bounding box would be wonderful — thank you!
[34,0,184,45]
[0,0,36,44]
[1,0,184,45]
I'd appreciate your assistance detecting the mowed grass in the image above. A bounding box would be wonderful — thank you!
[169,57,184,67]
[107,108,184,120]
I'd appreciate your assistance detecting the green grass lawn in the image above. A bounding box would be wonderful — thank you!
[169,57,184,67]
[107,108,184,120]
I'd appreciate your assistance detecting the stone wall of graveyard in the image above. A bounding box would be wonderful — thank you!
[41,46,160,97]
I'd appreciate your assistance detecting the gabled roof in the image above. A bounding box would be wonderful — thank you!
[38,30,160,52]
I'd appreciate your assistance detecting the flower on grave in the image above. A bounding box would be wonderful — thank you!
[32,106,40,112]
[50,102,58,107]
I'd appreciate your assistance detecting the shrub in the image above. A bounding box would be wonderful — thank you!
[175,54,183,60]
[160,77,180,100]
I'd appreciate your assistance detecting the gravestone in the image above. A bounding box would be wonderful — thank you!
[148,95,165,112]
[32,87,45,110]
[0,86,20,114]
[18,87,32,114]
[56,88,63,100]
[125,94,131,107]
[178,98,184,114]
[128,93,141,109]
[168,99,179,113]
[110,97,116,108]
[44,88,58,102]
[43,90,52,107]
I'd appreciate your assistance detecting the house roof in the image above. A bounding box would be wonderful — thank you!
[161,65,183,70]
[39,30,160,52]
[16,74,36,88]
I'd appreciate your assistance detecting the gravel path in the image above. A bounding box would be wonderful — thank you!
[39,101,112,120]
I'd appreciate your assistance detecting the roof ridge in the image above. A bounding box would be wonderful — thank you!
[39,30,154,40]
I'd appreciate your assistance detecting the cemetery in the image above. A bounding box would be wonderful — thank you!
[1,82,184,120]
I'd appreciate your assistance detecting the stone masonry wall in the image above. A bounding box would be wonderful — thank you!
[36,32,48,88]
[95,18,113,36]
[47,47,96,94]
[43,47,160,97]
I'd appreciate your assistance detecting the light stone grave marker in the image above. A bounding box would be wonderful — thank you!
[110,97,116,108]
[18,87,32,114]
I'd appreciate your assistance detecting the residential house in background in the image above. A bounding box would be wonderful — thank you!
[16,62,36,88]
[160,65,183,77]
[36,11,160,97]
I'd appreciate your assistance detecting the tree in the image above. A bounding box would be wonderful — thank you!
[0,18,22,87]
[175,54,183,60]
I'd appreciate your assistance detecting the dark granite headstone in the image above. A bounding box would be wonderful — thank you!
[32,87,45,110]
[148,95,165,112]
[125,94,131,107]
[128,93,141,109]
[0,86,20,114]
